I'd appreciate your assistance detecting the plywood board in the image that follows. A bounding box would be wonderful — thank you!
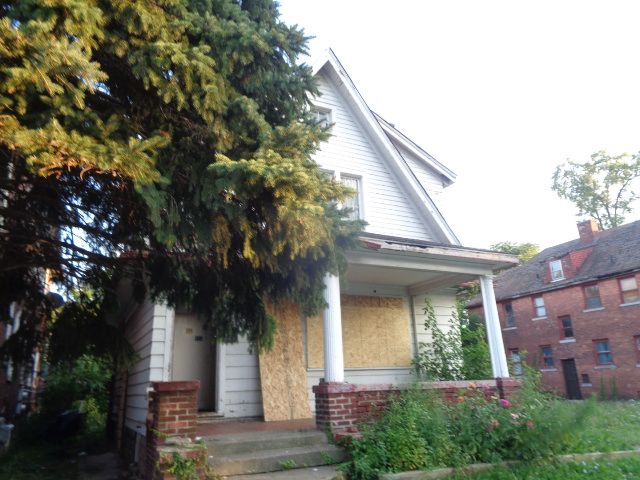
[307,295,412,369]
[258,302,311,421]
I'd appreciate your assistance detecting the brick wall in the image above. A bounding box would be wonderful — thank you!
[145,381,200,480]
[471,272,640,399]
[313,379,520,435]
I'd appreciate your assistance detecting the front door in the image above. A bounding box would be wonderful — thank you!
[561,358,582,400]
[172,314,216,411]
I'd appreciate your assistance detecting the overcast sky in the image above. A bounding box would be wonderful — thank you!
[279,0,640,250]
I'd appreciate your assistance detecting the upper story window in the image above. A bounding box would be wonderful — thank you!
[559,315,574,338]
[504,303,515,328]
[340,174,362,221]
[620,277,640,304]
[311,107,332,128]
[583,284,603,310]
[594,339,613,365]
[549,259,564,281]
[533,296,546,318]
[541,345,554,368]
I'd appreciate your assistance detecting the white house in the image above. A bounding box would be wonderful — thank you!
[114,50,517,452]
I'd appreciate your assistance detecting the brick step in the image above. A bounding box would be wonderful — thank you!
[205,429,328,457]
[209,444,346,477]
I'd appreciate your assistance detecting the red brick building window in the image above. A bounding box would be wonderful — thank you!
[504,303,515,327]
[635,335,640,363]
[549,260,564,281]
[541,345,554,368]
[583,284,602,309]
[533,296,546,317]
[509,348,523,376]
[620,277,640,304]
[559,315,574,338]
[594,339,613,365]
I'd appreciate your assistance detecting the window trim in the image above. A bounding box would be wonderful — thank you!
[593,338,613,366]
[310,105,332,128]
[338,173,364,221]
[583,284,603,310]
[558,315,574,339]
[540,345,554,368]
[509,348,523,376]
[619,276,640,305]
[504,303,515,328]
[533,296,546,318]
[549,259,565,282]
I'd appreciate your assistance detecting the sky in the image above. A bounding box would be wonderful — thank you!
[279,0,640,250]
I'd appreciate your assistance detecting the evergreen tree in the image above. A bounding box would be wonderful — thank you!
[0,0,362,363]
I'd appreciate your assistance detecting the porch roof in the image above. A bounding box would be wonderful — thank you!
[345,234,518,294]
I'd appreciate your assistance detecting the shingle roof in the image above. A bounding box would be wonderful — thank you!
[486,219,640,302]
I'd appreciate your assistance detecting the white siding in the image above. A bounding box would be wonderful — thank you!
[222,338,263,418]
[124,301,172,433]
[312,72,436,241]
[412,291,458,346]
[399,146,447,197]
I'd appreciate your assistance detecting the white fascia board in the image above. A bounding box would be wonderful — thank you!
[374,114,456,184]
[347,250,499,277]
[314,49,460,245]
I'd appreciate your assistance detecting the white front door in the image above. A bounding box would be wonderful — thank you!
[172,314,216,411]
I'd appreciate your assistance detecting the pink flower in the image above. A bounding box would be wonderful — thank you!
[499,399,510,408]
[526,420,535,429]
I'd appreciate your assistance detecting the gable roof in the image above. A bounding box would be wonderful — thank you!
[311,49,460,246]
[485,219,640,302]
[373,112,456,186]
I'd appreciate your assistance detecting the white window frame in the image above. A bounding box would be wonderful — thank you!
[549,259,564,281]
[533,296,546,318]
[311,106,332,128]
[339,173,364,221]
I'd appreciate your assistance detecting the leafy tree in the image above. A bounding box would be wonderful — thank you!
[0,0,362,366]
[552,151,640,229]
[490,241,539,263]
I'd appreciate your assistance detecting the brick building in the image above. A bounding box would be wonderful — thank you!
[469,219,640,399]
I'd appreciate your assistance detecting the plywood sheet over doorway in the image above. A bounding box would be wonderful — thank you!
[258,302,311,421]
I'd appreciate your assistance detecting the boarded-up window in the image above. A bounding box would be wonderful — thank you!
[306,295,412,369]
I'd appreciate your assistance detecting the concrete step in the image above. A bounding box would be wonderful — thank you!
[205,429,328,457]
[208,443,346,476]
[224,465,339,480]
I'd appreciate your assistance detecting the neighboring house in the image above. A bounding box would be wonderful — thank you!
[113,50,518,457]
[469,219,640,400]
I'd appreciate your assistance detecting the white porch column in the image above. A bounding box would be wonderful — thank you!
[322,273,345,383]
[479,275,510,378]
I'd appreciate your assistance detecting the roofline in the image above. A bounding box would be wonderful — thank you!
[358,233,519,271]
[312,49,461,245]
[373,112,456,184]
[492,267,640,303]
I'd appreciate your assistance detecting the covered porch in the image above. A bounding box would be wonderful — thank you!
[313,234,518,432]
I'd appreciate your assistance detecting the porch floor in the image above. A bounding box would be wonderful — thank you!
[196,417,316,437]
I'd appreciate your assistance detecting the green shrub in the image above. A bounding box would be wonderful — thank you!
[40,354,111,416]
[343,370,595,479]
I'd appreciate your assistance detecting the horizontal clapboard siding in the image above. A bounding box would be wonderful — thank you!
[312,71,436,241]
[124,302,172,434]
[223,338,263,418]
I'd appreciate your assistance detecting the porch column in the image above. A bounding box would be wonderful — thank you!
[479,275,510,378]
[322,273,344,383]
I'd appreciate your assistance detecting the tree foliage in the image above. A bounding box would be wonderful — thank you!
[490,241,539,263]
[552,151,640,229]
[0,0,362,363]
